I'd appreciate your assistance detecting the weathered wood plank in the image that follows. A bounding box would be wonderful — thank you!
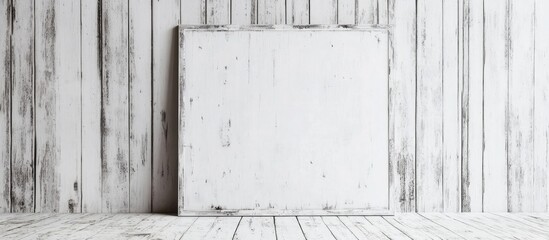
[480,213,549,238]
[129,0,152,213]
[483,0,509,212]
[0,214,52,233]
[339,216,392,239]
[534,0,549,212]
[181,0,205,24]
[274,217,306,240]
[152,0,179,213]
[461,0,483,212]
[356,0,377,24]
[234,217,276,240]
[101,0,130,213]
[383,214,462,239]
[388,0,416,213]
[321,216,358,239]
[378,0,388,25]
[207,0,230,24]
[232,0,256,24]
[81,0,102,213]
[11,0,34,213]
[65,214,128,239]
[147,216,197,240]
[365,216,412,239]
[442,0,461,213]
[1,214,83,239]
[508,0,535,212]
[492,213,549,236]
[310,0,337,24]
[420,213,498,239]
[40,214,114,240]
[257,0,284,24]
[181,217,241,239]
[286,0,309,24]
[297,217,336,240]
[444,213,521,239]
[416,0,444,212]
[338,0,355,24]
[87,214,152,239]
[35,0,81,214]
[0,0,11,213]
[119,214,174,238]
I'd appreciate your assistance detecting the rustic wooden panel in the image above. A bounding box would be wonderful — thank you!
[181,0,205,24]
[11,0,34,213]
[310,0,337,24]
[442,0,461,212]
[508,0,535,212]
[206,0,230,24]
[232,0,256,24]
[129,0,152,213]
[483,0,509,212]
[258,0,284,24]
[378,0,388,25]
[338,0,355,24]
[0,0,11,213]
[416,0,443,212]
[35,0,81,213]
[101,0,130,213]
[81,0,102,213]
[388,0,416,212]
[461,0,483,212]
[152,0,179,213]
[286,0,309,24]
[535,0,549,212]
[179,27,389,214]
[356,0,377,24]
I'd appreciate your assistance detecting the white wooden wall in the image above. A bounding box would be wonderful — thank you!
[0,0,547,213]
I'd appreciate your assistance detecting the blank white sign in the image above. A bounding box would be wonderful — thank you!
[179,26,389,215]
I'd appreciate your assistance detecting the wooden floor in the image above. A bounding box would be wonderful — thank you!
[0,213,549,239]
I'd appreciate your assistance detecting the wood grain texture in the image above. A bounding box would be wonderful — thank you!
[388,0,416,213]
[378,0,388,25]
[129,0,152,213]
[483,0,509,212]
[257,0,284,24]
[207,0,230,24]
[35,0,81,213]
[286,0,309,24]
[0,0,11,213]
[310,0,337,24]
[297,217,336,240]
[233,217,276,240]
[508,0,535,212]
[416,0,443,212]
[461,0,483,212]
[356,0,377,24]
[442,0,461,212]
[275,217,306,240]
[81,0,102,213]
[232,0,256,24]
[152,0,179,213]
[11,0,34,213]
[535,0,549,212]
[101,0,130,213]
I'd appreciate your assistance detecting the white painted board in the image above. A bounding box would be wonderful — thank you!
[178,26,389,215]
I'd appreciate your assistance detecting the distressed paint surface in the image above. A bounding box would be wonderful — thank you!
[35,0,81,213]
[232,0,256,25]
[179,27,389,214]
[0,0,11,213]
[388,0,416,212]
[206,0,230,24]
[356,0,377,24]
[286,0,309,24]
[258,0,285,24]
[129,0,152,213]
[11,0,34,213]
[101,0,130,213]
[310,0,337,24]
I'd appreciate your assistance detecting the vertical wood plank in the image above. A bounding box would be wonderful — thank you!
[535,0,549,212]
[152,0,179,213]
[35,0,82,213]
[378,0,388,25]
[286,0,309,24]
[206,0,230,24]
[356,0,377,24]
[101,0,129,213]
[11,0,34,213]
[508,0,535,212]
[232,0,256,24]
[483,0,509,212]
[461,0,483,212]
[416,0,443,212]
[129,0,152,213]
[310,0,337,24]
[0,0,11,213]
[442,0,461,212]
[257,0,285,24]
[81,0,102,213]
[181,0,206,24]
[388,0,416,212]
[337,0,355,24]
